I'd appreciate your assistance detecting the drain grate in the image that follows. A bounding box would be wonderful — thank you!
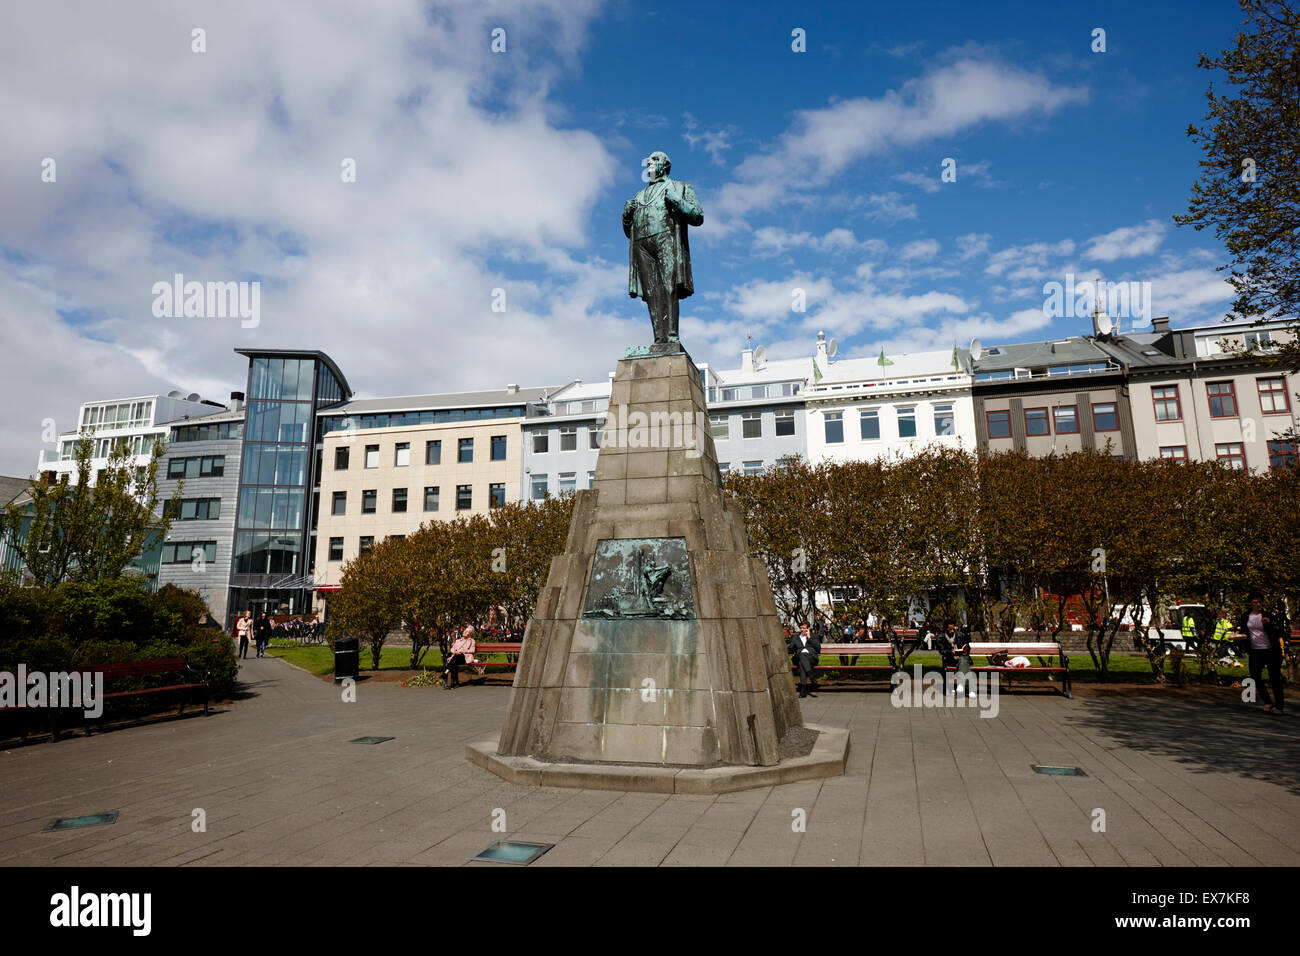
[470,841,554,865]
[1032,765,1087,777]
[45,811,119,832]
[350,736,394,745]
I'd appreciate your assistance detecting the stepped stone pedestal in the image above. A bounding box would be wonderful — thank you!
[469,348,848,792]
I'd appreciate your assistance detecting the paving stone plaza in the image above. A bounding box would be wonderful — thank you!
[3,656,1297,868]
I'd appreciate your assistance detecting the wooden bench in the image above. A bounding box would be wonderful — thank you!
[89,657,211,734]
[944,642,1071,698]
[467,642,523,672]
[793,643,897,677]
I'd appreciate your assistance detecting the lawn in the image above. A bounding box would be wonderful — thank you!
[266,641,523,677]
[815,651,1251,684]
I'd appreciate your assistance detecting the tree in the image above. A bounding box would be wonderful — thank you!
[4,433,177,585]
[1175,0,1300,373]
[485,495,575,630]
[328,537,407,670]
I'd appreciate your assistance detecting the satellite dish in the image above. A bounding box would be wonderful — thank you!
[827,338,838,360]
[186,392,200,402]
[167,390,184,399]
[753,345,767,369]
[1094,310,1114,337]
[969,338,983,362]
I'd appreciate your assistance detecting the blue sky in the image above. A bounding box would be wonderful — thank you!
[0,0,1246,475]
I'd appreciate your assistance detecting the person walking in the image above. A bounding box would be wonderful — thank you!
[443,626,477,689]
[788,622,821,699]
[254,612,271,659]
[1239,594,1285,715]
[235,610,252,660]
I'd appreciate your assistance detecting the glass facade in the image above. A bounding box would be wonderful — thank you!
[228,352,348,618]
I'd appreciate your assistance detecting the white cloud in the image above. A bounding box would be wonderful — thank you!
[1084,219,1167,261]
[900,239,941,261]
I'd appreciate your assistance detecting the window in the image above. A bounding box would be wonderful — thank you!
[721,387,739,402]
[532,432,549,454]
[743,461,762,476]
[933,404,954,436]
[1054,405,1078,434]
[167,455,225,479]
[489,482,506,508]
[458,438,473,463]
[456,484,472,510]
[1024,408,1050,436]
[328,537,344,561]
[161,541,217,564]
[491,435,507,460]
[335,446,349,470]
[589,427,601,449]
[559,426,577,451]
[1152,385,1181,422]
[1245,330,1274,351]
[897,407,916,438]
[365,444,379,468]
[424,486,439,511]
[331,491,346,516]
[1216,442,1246,471]
[362,489,376,514]
[1160,446,1188,462]
[392,488,407,512]
[775,410,795,437]
[1092,402,1119,432]
[359,536,374,554]
[741,410,762,439]
[1268,440,1297,470]
[558,473,576,494]
[709,414,729,440]
[166,498,222,520]
[395,442,410,467]
[587,470,595,486]
[859,409,880,441]
[824,412,844,444]
[1207,381,1237,418]
[531,474,548,500]
[986,410,1011,439]
[425,440,441,465]
[718,462,730,475]
[1258,377,1290,414]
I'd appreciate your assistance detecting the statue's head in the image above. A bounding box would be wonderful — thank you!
[645,151,671,181]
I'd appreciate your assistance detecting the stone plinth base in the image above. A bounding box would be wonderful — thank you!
[467,724,849,795]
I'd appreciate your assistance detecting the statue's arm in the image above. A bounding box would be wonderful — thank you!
[675,183,703,226]
[622,199,634,238]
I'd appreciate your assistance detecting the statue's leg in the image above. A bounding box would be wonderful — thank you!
[666,295,680,343]
[635,238,669,344]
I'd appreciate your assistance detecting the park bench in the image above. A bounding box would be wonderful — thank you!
[468,642,523,674]
[944,642,1071,698]
[795,642,897,679]
[88,657,211,734]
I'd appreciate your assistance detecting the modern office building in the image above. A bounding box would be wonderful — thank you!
[41,392,225,481]
[156,399,245,623]
[311,384,551,598]
[522,379,609,499]
[225,349,352,623]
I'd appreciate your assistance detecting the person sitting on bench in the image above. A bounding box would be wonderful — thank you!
[444,626,477,690]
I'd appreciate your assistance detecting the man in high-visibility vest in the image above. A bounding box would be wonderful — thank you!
[1212,609,1234,646]
[1181,610,1198,647]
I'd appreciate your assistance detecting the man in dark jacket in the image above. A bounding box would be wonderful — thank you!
[254,613,272,659]
[788,622,821,699]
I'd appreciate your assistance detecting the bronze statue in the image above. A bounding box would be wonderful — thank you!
[622,151,703,345]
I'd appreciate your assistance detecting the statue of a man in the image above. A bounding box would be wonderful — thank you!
[622,151,703,345]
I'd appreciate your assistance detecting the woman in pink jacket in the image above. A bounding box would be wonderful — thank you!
[444,626,477,689]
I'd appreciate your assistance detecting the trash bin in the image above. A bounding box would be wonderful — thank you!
[334,637,359,681]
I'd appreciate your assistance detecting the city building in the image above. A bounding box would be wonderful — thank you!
[311,384,551,600]
[522,379,609,499]
[806,335,975,465]
[702,346,811,474]
[156,398,246,623]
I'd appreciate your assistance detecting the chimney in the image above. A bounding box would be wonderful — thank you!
[506,384,519,394]
[229,391,244,412]
[815,330,828,365]
[1151,316,1170,334]
[741,348,754,374]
